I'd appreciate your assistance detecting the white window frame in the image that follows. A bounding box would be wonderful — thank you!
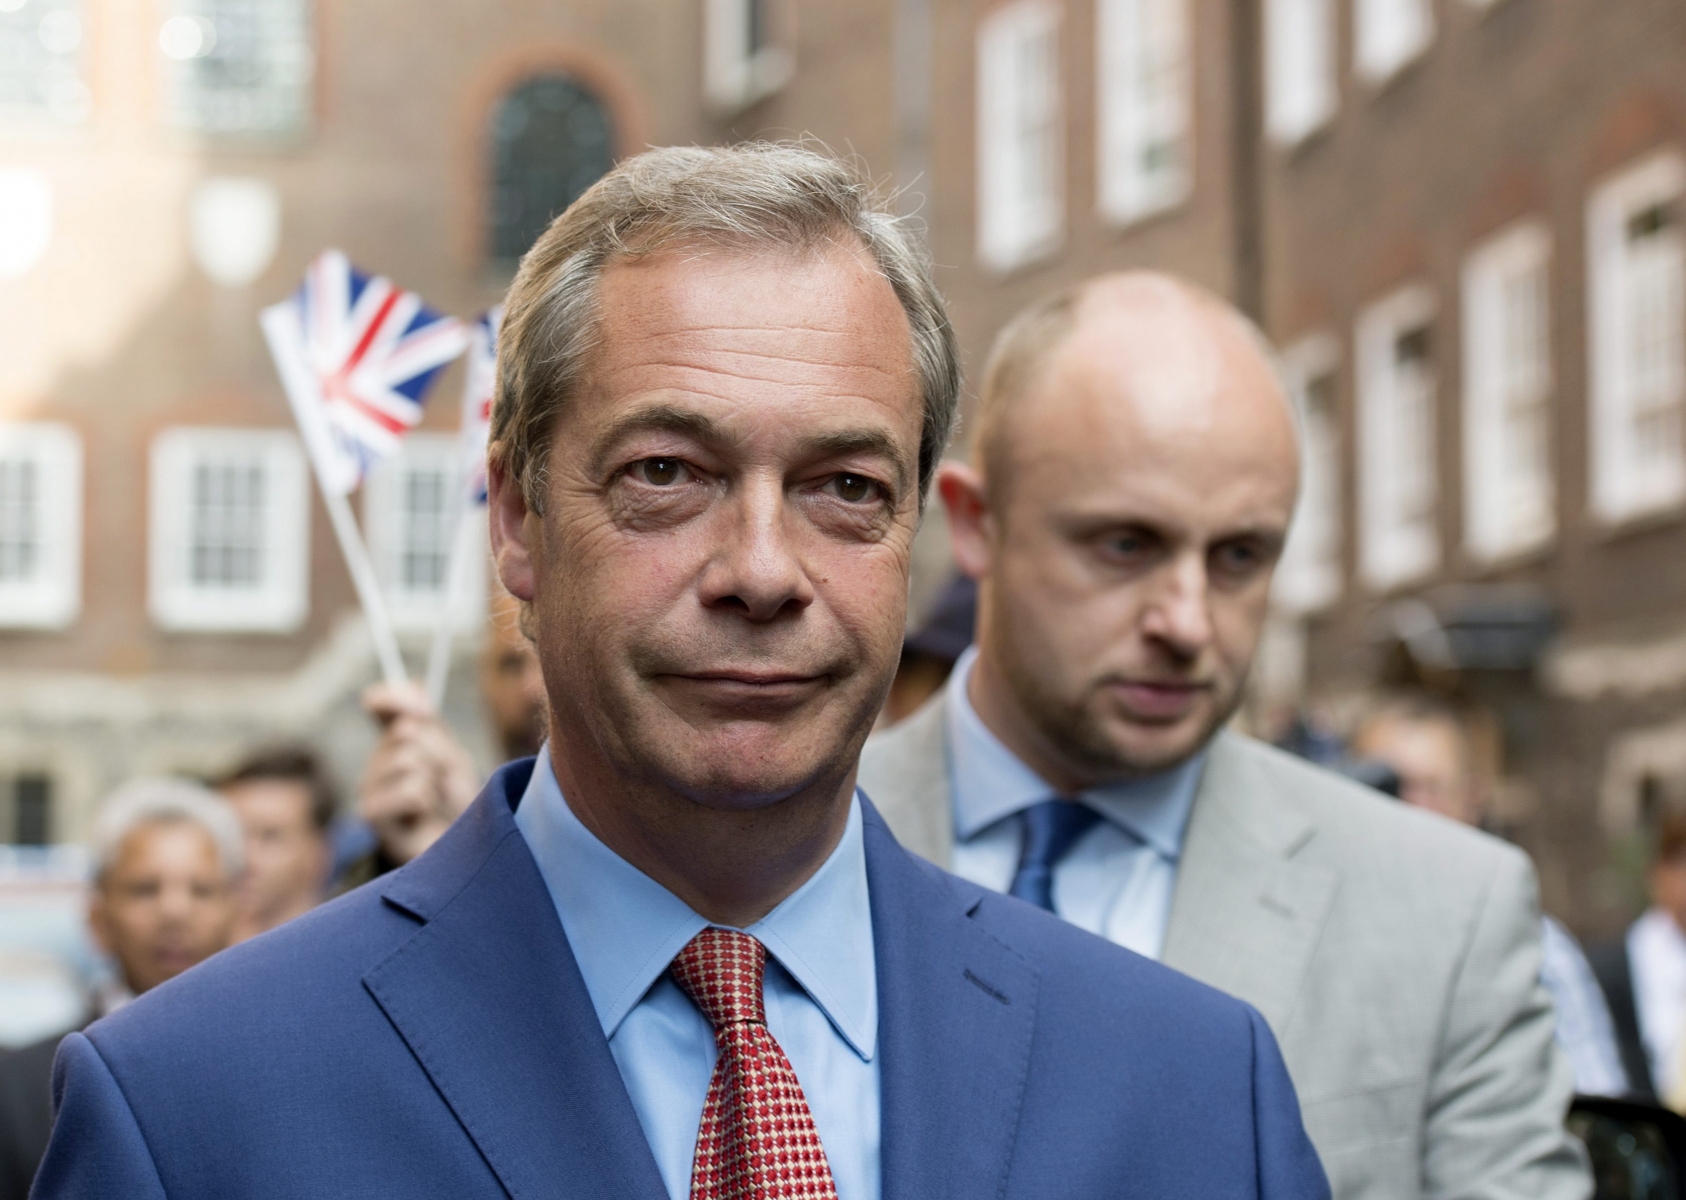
[976,0,1065,273]
[1273,334,1343,613]
[1587,151,1686,524]
[1357,284,1440,589]
[158,0,315,137]
[1096,0,1193,226]
[148,427,309,633]
[362,433,487,634]
[1264,0,1336,146]
[1462,220,1555,562]
[703,0,792,114]
[0,423,81,630]
[1353,0,1434,85]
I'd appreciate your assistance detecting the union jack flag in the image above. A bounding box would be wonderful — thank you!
[261,249,468,496]
[458,306,500,505]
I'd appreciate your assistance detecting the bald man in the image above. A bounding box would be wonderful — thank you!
[859,273,1591,1200]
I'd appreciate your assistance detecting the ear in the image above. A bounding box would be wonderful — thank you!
[937,461,992,581]
[86,892,111,956]
[487,454,537,603]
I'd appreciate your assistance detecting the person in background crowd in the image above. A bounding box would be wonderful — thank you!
[1352,695,1630,1099]
[1590,812,1686,1107]
[0,779,240,1200]
[859,270,1591,1199]
[216,747,336,943]
[880,574,976,726]
[341,588,547,890]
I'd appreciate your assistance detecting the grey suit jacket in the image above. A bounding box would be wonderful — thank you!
[858,695,1591,1200]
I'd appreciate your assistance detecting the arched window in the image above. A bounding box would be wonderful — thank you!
[489,74,615,264]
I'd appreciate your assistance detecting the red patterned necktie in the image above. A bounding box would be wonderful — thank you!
[669,927,841,1200]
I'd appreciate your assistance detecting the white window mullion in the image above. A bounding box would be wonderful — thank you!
[149,428,308,632]
[1265,0,1335,145]
[1274,334,1343,613]
[977,1,1064,272]
[1358,285,1439,589]
[1354,0,1434,84]
[1097,0,1192,226]
[0,423,81,630]
[1588,152,1686,523]
[1463,222,1554,561]
[363,434,486,633]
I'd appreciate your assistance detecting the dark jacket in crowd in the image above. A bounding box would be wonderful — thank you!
[1589,939,1657,1102]
[0,1033,67,1200]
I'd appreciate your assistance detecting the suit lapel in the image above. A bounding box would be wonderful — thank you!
[363,765,668,1200]
[1161,733,1338,1035]
[859,693,955,868]
[865,801,1036,1200]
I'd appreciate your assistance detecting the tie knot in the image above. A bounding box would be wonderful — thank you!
[1009,799,1102,911]
[670,927,767,1030]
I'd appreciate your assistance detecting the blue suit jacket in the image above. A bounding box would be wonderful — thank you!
[35,760,1329,1199]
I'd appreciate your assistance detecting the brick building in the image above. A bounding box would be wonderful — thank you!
[6,0,1685,934]
[886,0,1686,932]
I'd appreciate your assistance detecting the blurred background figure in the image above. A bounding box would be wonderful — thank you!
[1353,696,1630,1098]
[880,575,976,727]
[1590,814,1686,1109]
[0,779,240,1200]
[340,590,546,890]
[215,748,335,943]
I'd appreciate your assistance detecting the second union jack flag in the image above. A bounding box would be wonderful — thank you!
[261,249,468,496]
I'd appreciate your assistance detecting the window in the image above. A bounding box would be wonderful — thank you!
[489,74,615,265]
[148,428,309,632]
[3,774,52,845]
[1357,286,1439,588]
[1353,0,1433,84]
[1097,0,1191,225]
[0,423,80,630]
[976,1,1063,272]
[703,0,791,112]
[1265,0,1335,145]
[362,434,486,632]
[1463,221,1554,561]
[158,0,313,136]
[1588,152,1686,523]
[1274,335,1342,612]
[0,0,88,125]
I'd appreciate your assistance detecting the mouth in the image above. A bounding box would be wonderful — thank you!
[1104,679,1213,723]
[659,670,829,708]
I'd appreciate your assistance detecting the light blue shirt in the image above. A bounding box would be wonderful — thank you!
[945,646,1206,959]
[514,750,880,1200]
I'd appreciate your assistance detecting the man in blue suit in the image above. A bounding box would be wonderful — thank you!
[35,143,1329,1200]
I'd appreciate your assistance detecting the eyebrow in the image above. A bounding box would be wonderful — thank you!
[587,405,725,477]
[588,404,915,495]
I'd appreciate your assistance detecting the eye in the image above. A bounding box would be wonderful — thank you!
[631,457,686,486]
[830,473,880,503]
[1211,539,1266,576]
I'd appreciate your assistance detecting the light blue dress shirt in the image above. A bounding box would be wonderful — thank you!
[945,646,1206,960]
[513,750,881,1200]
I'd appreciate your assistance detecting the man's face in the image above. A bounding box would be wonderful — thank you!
[223,779,327,924]
[953,293,1299,784]
[89,820,235,996]
[1353,715,1480,826]
[495,244,924,809]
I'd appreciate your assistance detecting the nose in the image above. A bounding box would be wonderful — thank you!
[1139,552,1214,660]
[695,476,815,622]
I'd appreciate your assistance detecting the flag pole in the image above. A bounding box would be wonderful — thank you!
[423,497,479,707]
[261,301,409,687]
[321,484,409,687]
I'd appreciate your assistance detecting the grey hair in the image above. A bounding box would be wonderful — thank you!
[490,142,961,513]
[91,778,244,883]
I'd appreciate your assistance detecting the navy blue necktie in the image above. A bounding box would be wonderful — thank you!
[1008,800,1102,912]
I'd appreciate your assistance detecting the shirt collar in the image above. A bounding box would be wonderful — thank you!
[945,646,1206,861]
[513,749,877,1061]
